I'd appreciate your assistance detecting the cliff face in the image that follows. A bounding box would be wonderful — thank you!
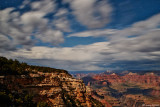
[93,73,124,85]
[92,73,160,87]
[0,56,104,107]
[0,72,103,107]
[122,73,160,87]
[82,73,160,107]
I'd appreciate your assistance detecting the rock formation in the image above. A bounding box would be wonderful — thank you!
[1,71,105,107]
[0,56,103,107]
[82,72,160,107]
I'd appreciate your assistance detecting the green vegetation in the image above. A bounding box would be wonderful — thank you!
[28,65,70,75]
[0,82,52,107]
[0,56,71,76]
[0,56,28,75]
[0,56,72,106]
[0,83,37,107]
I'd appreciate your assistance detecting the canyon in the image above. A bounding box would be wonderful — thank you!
[1,56,160,107]
[0,72,103,106]
[75,71,160,107]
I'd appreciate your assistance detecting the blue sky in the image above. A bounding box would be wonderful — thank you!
[0,0,160,71]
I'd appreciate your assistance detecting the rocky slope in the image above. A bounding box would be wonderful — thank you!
[0,56,103,107]
[81,72,160,107]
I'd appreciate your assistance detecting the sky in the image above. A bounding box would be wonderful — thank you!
[0,0,160,72]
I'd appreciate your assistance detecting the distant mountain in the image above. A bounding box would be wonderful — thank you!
[103,70,160,76]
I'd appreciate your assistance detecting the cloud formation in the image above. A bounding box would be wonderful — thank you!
[10,42,109,71]
[0,0,113,52]
[69,13,160,38]
[8,12,160,71]
[6,32,160,71]
[69,0,112,28]
[68,12,160,61]
[0,0,65,51]
[0,0,160,71]
[68,29,117,37]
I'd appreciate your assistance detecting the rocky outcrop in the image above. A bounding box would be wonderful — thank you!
[1,72,103,107]
[0,56,104,106]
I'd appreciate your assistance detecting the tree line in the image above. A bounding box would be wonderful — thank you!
[0,56,70,76]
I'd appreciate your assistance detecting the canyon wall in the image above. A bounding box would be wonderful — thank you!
[0,72,103,107]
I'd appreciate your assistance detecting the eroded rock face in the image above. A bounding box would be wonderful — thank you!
[123,74,160,87]
[93,73,124,85]
[83,73,160,107]
[1,72,102,107]
[92,73,160,87]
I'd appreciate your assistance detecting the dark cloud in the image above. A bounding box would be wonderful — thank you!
[106,60,160,70]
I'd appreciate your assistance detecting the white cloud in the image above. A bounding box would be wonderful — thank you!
[0,8,15,34]
[69,0,112,28]
[20,11,48,32]
[68,13,160,39]
[53,8,71,32]
[36,29,64,45]
[65,64,104,71]
[68,29,117,37]
[19,0,30,9]
[109,29,160,53]
[55,8,68,17]
[0,0,65,50]
[67,13,160,63]
[9,33,160,71]
[1,0,160,71]
[53,17,71,32]
[9,42,110,71]
[31,0,55,13]
[3,29,160,71]
[12,42,109,62]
